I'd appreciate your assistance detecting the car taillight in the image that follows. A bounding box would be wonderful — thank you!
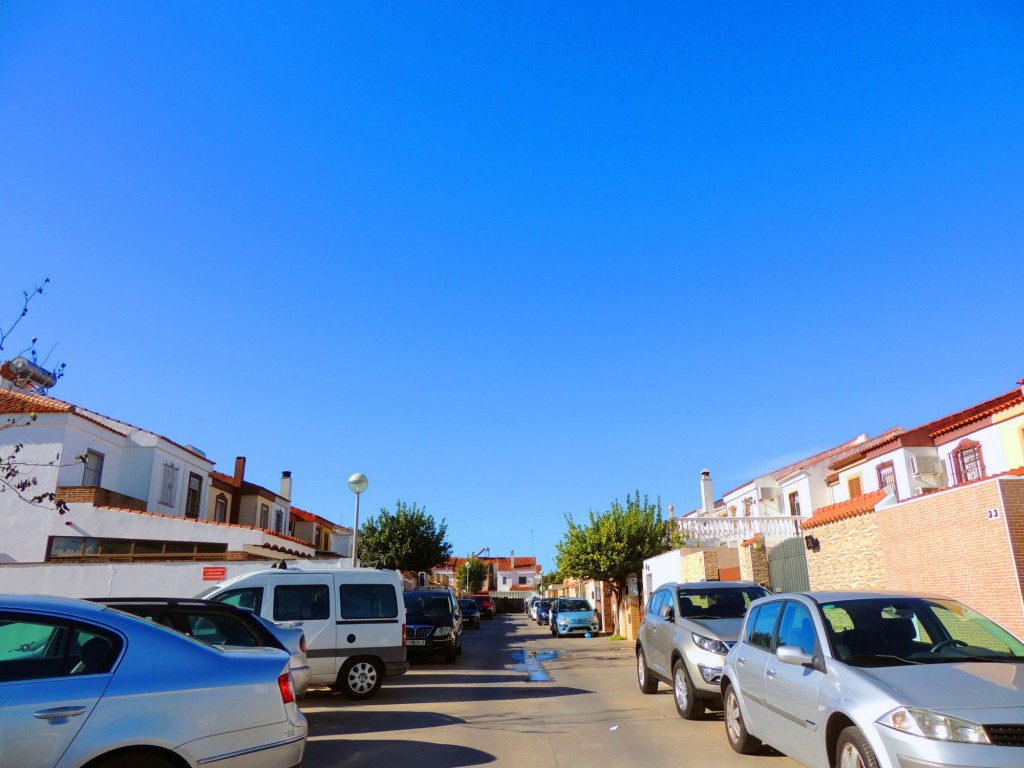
[278,672,295,705]
[299,635,306,654]
[402,623,407,647]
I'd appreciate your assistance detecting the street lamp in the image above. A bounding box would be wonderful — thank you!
[347,473,368,566]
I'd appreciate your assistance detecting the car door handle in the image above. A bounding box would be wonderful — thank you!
[34,706,87,720]
[766,668,778,678]
[736,656,747,665]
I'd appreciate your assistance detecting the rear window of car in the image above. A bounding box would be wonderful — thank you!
[340,584,398,620]
[404,592,453,616]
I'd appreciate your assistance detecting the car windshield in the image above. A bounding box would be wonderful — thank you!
[677,586,768,619]
[559,600,591,612]
[822,597,1024,666]
[540,600,552,609]
[403,594,452,617]
[458,600,477,611]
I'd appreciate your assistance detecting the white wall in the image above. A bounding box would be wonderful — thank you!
[642,549,682,595]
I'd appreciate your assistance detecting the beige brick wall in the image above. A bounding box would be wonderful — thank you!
[680,550,719,581]
[739,542,770,586]
[807,512,886,590]
[876,478,1024,637]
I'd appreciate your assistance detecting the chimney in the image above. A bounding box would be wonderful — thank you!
[280,471,292,501]
[510,550,515,569]
[233,457,246,486]
[700,469,715,516]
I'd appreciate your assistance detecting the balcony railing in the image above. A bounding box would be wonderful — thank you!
[676,514,806,546]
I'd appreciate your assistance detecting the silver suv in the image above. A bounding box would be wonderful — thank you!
[636,581,769,719]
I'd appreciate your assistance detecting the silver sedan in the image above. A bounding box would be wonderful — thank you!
[0,594,307,768]
[721,591,1024,768]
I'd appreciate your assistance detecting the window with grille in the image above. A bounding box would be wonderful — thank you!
[274,508,286,533]
[743,497,753,516]
[184,473,202,519]
[160,463,180,507]
[214,495,227,523]
[259,504,270,529]
[951,440,985,484]
[876,461,897,499]
[82,449,104,487]
[788,491,801,516]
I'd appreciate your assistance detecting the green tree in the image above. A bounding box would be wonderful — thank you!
[555,491,670,632]
[358,499,453,573]
[456,556,486,593]
[539,568,563,591]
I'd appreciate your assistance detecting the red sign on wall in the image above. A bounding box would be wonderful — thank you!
[203,566,227,581]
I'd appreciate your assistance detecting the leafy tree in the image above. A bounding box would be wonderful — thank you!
[539,568,563,591]
[358,499,453,573]
[456,556,486,593]
[555,491,670,632]
[1,280,72,512]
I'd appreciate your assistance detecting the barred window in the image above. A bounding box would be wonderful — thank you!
[876,461,898,499]
[951,440,985,485]
[788,491,801,516]
[82,449,104,488]
[160,463,180,507]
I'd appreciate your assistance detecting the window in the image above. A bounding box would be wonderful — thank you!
[259,504,270,529]
[47,536,227,562]
[777,601,817,655]
[160,462,180,507]
[339,584,398,620]
[951,439,986,485]
[0,617,120,682]
[313,527,321,549]
[743,497,753,516]
[184,473,203,519]
[518,576,527,585]
[214,587,263,613]
[274,585,330,621]
[746,600,781,650]
[274,508,286,533]
[82,449,104,487]
[876,461,897,499]
[788,491,801,516]
[847,474,862,498]
[213,495,228,523]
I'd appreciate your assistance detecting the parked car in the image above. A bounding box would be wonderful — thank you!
[403,589,464,662]
[636,581,769,719]
[528,597,540,620]
[0,593,306,768]
[458,598,482,629]
[205,564,408,699]
[474,594,495,619]
[92,596,311,698]
[721,591,1024,768]
[550,597,599,638]
[536,599,553,625]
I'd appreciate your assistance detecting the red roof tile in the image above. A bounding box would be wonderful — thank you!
[804,490,887,530]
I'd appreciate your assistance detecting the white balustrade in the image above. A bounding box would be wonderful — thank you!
[675,515,805,547]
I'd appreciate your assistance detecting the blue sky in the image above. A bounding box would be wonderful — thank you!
[3,2,1023,573]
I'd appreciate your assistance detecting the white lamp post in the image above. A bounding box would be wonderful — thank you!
[347,473,368,566]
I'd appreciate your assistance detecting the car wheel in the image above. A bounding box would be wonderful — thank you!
[724,683,761,754]
[445,647,458,662]
[673,659,705,720]
[336,658,382,700]
[96,752,178,768]
[836,726,879,768]
[636,648,658,694]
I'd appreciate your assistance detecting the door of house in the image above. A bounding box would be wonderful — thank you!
[767,536,810,593]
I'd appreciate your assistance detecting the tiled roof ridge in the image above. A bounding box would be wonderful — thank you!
[803,489,888,530]
[88,505,313,548]
[929,390,1024,437]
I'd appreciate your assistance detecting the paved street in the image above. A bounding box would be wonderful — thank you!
[300,613,796,768]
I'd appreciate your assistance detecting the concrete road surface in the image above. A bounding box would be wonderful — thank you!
[300,613,795,768]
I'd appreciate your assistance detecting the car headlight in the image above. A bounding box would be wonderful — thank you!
[691,632,730,655]
[433,627,452,638]
[558,617,569,626]
[878,707,991,744]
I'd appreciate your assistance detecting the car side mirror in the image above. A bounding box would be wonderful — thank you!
[776,645,821,671]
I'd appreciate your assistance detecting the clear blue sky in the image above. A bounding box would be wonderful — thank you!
[3,2,1022,573]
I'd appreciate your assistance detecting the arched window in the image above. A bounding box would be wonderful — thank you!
[951,439,985,485]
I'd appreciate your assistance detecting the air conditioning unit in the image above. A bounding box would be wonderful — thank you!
[756,487,776,502]
[910,455,941,477]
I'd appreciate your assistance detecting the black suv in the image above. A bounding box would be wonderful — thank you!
[403,589,463,662]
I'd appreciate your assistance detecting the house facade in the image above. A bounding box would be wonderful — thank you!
[433,553,541,595]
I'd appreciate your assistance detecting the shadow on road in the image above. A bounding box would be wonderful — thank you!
[304,738,494,768]
[304,709,464,736]
[308,684,591,707]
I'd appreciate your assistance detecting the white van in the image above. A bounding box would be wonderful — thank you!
[205,564,408,699]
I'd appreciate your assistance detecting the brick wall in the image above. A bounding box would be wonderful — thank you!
[739,541,770,586]
[876,478,1024,637]
[807,511,886,590]
[680,550,719,581]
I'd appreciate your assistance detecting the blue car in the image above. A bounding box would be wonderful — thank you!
[550,597,600,637]
[536,599,553,625]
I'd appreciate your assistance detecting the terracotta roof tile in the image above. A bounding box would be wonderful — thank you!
[929,392,1024,437]
[741,533,762,548]
[804,490,887,530]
